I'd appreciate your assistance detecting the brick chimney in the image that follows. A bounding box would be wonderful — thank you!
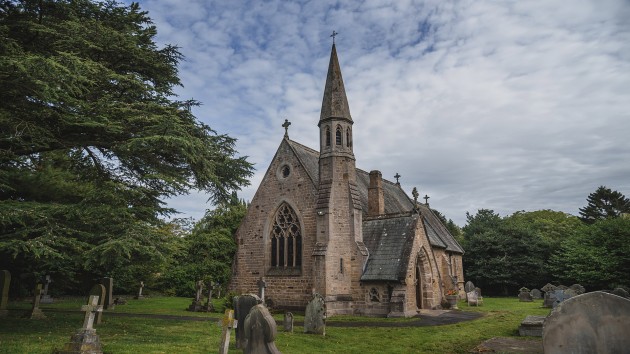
[368,170,384,216]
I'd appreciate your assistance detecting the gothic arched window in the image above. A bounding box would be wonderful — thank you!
[271,203,302,268]
[336,126,342,145]
[325,126,331,147]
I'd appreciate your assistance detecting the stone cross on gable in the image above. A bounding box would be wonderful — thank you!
[257,277,267,302]
[81,295,103,330]
[282,119,291,139]
[423,194,430,205]
[219,309,235,354]
[394,173,401,185]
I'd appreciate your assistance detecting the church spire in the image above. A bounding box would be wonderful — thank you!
[319,43,352,125]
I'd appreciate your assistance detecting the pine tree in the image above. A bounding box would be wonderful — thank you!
[579,186,630,224]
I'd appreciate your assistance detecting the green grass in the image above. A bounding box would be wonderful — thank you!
[0,297,549,353]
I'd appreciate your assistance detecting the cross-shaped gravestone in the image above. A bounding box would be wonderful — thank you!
[195,280,203,302]
[282,119,291,139]
[257,277,267,303]
[205,281,214,312]
[81,295,103,330]
[134,281,144,299]
[41,275,54,304]
[28,283,46,319]
[43,275,51,295]
[218,309,235,354]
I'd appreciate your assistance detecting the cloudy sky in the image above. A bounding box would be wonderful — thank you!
[134,0,630,226]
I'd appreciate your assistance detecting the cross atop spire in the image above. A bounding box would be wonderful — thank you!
[282,119,291,138]
[330,30,339,44]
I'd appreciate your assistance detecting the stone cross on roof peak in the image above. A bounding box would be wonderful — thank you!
[282,119,291,139]
[394,173,401,185]
[424,194,430,205]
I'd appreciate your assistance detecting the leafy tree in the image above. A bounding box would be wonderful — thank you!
[158,197,247,296]
[551,217,630,289]
[0,0,253,295]
[579,186,630,224]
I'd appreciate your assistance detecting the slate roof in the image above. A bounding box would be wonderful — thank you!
[286,138,464,282]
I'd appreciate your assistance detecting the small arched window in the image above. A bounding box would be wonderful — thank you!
[336,126,342,145]
[325,126,331,147]
[270,203,302,268]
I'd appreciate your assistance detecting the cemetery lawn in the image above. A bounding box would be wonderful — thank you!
[0,297,550,353]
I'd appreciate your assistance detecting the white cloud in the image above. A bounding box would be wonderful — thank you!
[135,0,630,225]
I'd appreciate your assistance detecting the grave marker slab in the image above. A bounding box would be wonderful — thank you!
[519,315,545,337]
[283,312,294,332]
[543,291,630,354]
[187,280,204,312]
[464,281,475,293]
[0,270,10,317]
[99,277,114,310]
[243,304,281,354]
[518,287,533,302]
[204,281,214,312]
[89,284,106,325]
[235,294,262,349]
[530,288,542,299]
[304,293,326,335]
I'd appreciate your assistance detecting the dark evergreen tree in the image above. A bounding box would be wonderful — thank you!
[579,186,630,224]
[0,0,253,294]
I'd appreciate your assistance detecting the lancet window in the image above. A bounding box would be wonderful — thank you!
[270,203,302,268]
[336,125,342,145]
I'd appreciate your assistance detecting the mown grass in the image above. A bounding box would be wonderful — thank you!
[0,297,550,353]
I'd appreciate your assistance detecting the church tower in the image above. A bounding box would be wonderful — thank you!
[313,43,367,315]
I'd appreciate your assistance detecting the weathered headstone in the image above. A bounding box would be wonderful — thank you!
[530,288,542,299]
[40,275,54,304]
[556,284,568,290]
[611,287,629,299]
[187,280,204,312]
[464,281,475,293]
[219,309,235,354]
[283,312,294,332]
[569,284,585,295]
[243,304,281,354]
[27,284,46,319]
[134,281,144,299]
[518,287,533,302]
[89,284,106,325]
[99,277,114,310]
[564,288,579,299]
[474,287,482,297]
[304,293,326,335]
[542,284,557,308]
[204,281,214,312]
[257,277,267,304]
[519,315,545,337]
[235,294,262,349]
[467,290,482,306]
[57,295,104,354]
[552,289,569,308]
[0,270,10,317]
[543,291,630,354]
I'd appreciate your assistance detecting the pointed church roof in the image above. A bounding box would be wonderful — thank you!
[319,44,352,124]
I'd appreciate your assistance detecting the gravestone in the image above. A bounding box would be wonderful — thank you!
[257,277,267,304]
[235,294,262,349]
[204,281,214,312]
[474,287,482,297]
[134,281,144,300]
[40,275,54,304]
[552,289,572,308]
[283,312,294,332]
[556,284,568,290]
[304,293,326,335]
[467,290,481,306]
[564,288,579,299]
[611,287,629,299]
[0,270,10,317]
[530,288,542,299]
[518,287,533,302]
[99,277,114,310]
[243,304,281,354]
[569,284,585,295]
[542,284,557,308]
[89,284,106,325]
[464,281,475,293]
[187,280,204,312]
[27,283,46,319]
[543,291,630,353]
[57,295,104,354]
[519,315,545,337]
[218,309,235,354]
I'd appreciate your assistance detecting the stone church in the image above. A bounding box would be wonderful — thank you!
[229,44,464,317]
